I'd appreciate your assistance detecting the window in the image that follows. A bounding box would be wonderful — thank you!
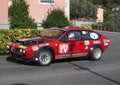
[61,31,81,41]
[39,0,55,5]
[68,31,81,40]
[82,31,100,40]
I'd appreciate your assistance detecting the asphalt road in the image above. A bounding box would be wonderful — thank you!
[0,31,120,85]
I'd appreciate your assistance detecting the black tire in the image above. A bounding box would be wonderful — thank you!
[38,50,53,66]
[88,47,102,61]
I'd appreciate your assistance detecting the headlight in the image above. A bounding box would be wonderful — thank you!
[20,49,26,54]
[22,50,26,54]
[11,47,15,52]
[20,49,23,53]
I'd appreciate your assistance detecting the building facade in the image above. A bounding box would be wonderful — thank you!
[0,0,70,29]
[96,6,104,22]
[0,0,9,29]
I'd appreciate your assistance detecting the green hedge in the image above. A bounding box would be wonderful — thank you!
[0,29,42,54]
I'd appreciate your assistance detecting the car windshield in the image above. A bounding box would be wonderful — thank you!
[40,28,66,39]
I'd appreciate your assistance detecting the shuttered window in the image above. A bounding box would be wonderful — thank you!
[40,0,55,3]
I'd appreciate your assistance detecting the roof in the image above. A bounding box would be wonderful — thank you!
[49,27,91,31]
[65,27,91,31]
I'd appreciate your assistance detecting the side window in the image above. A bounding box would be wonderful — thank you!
[82,31,90,40]
[61,31,81,41]
[82,31,100,40]
[68,31,81,40]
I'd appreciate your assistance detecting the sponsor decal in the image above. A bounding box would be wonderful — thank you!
[93,41,100,44]
[84,40,90,45]
[90,32,99,39]
[32,46,39,51]
[59,44,68,53]
[84,40,90,49]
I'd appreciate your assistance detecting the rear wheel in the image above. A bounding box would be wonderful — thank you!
[89,47,102,61]
[38,50,53,66]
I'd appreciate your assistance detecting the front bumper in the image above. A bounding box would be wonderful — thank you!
[10,52,34,62]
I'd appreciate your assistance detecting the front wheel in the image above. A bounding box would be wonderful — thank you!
[38,50,53,66]
[89,47,102,61]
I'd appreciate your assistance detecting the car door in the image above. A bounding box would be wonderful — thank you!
[59,30,85,57]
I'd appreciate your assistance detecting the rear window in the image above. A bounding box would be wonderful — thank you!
[82,31,100,40]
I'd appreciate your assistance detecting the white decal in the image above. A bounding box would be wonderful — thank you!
[59,44,68,53]
[85,46,88,49]
[32,46,39,51]
[84,40,90,50]
[104,43,109,46]
[82,31,86,34]
[93,41,100,44]
[55,44,58,46]
[84,40,90,45]
[90,33,99,39]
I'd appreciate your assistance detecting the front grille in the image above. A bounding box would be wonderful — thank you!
[10,47,20,53]
[15,48,20,52]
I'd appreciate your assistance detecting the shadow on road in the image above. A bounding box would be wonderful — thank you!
[54,57,88,64]
[10,83,31,85]
[6,55,88,66]
[6,56,37,66]
[69,62,120,85]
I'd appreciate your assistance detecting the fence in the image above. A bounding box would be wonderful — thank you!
[0,21,9,29]
[71,20,97,27]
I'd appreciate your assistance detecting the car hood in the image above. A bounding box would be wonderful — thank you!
[15,37,50,46]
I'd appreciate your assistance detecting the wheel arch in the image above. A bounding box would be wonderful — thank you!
[90,44,103,52]
[87,44,103,61]
[32,46,55,62]
[38,46,55,59]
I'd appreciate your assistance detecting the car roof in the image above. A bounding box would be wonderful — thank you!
[49,27,92,31]
[65,27,91,31]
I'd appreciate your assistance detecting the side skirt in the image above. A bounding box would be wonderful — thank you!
[55,53,88,59]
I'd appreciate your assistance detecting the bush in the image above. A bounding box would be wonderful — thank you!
[42,9,70,28]
[0,29,42,54]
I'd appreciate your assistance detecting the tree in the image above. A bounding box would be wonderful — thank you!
[87,0,120,9]
[9,0,37,29]
[103,10,120,29]
[42,9,70,28]
[70,0,97,20]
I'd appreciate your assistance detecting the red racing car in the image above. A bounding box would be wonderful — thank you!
[7,27,110,66]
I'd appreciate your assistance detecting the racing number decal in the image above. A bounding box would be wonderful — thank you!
[59,44,68,53]
[90,32,99,40]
